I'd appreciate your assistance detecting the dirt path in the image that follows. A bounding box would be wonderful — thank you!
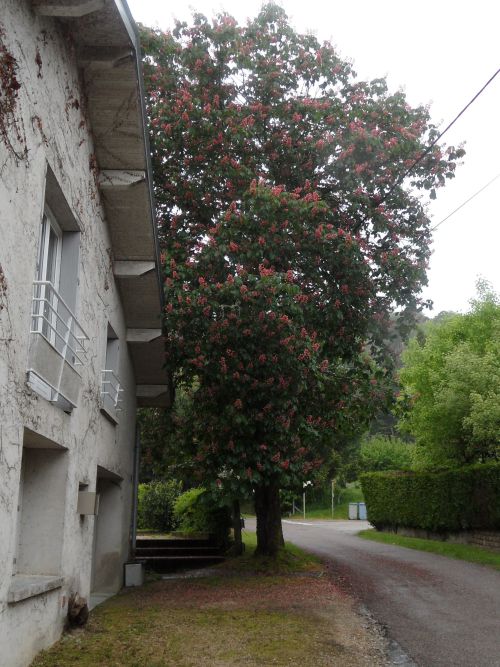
[280,519,500,667]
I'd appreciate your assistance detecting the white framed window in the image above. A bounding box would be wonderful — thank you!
[27,166,87,412]
[34,207,62,344]
[100,324,123,422]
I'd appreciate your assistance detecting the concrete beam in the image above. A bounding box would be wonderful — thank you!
[98,170,146,189]
[78,46,134,67]
[136,385,168,398]
[114,261,155,277]
[32,0,105,17]
[127,329,162,343]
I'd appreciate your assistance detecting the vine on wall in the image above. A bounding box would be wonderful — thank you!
[0,24,27,161]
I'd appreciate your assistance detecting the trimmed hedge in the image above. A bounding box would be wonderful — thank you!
[360,462,500,532]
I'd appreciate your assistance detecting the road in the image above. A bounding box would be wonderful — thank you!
[277,520,500,667]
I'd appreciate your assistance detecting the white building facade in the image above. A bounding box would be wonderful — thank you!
[0,2,167,665]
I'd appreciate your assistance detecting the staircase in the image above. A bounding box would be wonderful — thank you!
[135,536,225,572]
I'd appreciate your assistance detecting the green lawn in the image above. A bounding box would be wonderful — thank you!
[359,529,500,570]
[230,530,323,574]
[288,482,364,520]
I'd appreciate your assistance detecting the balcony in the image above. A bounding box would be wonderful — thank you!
[100,369,123,423]
[27,281,88,410]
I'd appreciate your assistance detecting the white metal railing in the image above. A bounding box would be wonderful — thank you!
[31,281,89,368]
[101,369,124,413]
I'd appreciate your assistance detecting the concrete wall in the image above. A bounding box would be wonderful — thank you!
[0,3,139,664]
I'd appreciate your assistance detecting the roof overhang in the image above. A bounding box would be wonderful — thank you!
[34,0,168,406]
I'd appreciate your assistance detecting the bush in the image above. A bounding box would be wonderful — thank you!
[173,487,232,546]
[137,480,182,532]
[361,462,500,532]
[359,435,415,472]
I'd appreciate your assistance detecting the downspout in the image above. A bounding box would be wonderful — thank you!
[130,422,141,558]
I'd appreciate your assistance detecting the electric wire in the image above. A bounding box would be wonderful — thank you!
[431,171,500,230]
[379,67,500,204]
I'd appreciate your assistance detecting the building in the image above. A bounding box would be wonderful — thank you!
[0,2,167,664]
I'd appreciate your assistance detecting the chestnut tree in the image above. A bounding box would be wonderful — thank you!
[140,4,462,555]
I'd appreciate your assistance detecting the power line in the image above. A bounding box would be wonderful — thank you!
[379,67,500,204]
[432,171,500,231]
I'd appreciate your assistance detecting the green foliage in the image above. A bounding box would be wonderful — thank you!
[398,283,500,465]
[138,389,198,483]
[137,480,182,532]
[361,462,500,532]
[173,488,232,545]
[359,434,415,472]
[140,4,460,510]
[359,530,500,570]
[287,482,364,520]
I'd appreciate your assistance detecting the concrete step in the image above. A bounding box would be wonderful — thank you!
[135,536,226,572]
[136,538,216,549]
[136,546,222,557]
[138,554,225,572]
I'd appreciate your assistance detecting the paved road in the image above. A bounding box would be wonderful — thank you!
[277,520,500,667]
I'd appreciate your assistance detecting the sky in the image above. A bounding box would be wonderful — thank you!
[127,0,500,315]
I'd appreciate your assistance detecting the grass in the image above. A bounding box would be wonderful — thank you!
[359,529,500,570]
[224,530,324,574]
[288,482,364,521]
[31,532,386,667]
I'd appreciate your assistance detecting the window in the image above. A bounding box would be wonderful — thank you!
[27,165,87,411]
[33,207,62,344]
[100,324,123,422]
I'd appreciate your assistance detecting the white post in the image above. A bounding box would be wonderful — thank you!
[302,491,306,519]
[331,479,335,518]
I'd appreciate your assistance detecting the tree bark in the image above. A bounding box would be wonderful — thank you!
[254,481,284,557]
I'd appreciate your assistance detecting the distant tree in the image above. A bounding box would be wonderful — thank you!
[398,282,500,466]
[138,390,197,484]
[359,434,415,472]
[140,4,461,555]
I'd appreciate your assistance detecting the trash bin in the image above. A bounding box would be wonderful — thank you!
[358,502,367,520]
[348,502,359,520]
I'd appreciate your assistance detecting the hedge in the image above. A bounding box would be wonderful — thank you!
[360,462,500,532]
[173,487,232,547]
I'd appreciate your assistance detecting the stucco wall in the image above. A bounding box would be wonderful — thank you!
[0,2,138,664]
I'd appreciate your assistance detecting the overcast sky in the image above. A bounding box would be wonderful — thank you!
[127,0,500,315]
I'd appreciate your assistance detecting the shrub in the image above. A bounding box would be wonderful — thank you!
[137,480,181,532]
[359,435,415,472]
[173,487,232,546]
[361,462,500,532]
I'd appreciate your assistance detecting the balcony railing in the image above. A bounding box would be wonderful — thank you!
[31,281,88,369]
[101,369,123,417]
[28,281,89,410]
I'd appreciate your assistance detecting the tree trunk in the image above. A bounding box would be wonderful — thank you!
[232,498,244,555]
[254,481,284,557]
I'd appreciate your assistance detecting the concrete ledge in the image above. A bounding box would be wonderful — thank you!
[384,527,500,552]
[7,575,64,604]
